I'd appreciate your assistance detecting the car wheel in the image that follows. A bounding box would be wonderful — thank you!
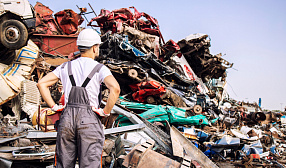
[0,43,16,65]
[193,105,203,114]
[0,19,28,49]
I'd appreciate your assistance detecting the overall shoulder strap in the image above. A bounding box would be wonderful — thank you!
[81,63,104,87]
[68,61,76,86]
[61,62,68,69]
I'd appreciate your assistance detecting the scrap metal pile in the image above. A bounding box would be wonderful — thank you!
[0,3,286,168]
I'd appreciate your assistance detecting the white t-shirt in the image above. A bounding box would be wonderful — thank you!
[52,57,112,107]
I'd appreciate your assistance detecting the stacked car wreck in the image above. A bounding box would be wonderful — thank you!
[0,2,285,168]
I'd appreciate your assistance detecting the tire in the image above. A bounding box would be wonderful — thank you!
[0,43,16,65]
[193,105,203,114]
[0,19,28,49]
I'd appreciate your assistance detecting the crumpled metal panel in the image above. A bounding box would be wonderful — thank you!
[171,54,209,95]
[2,40,39,78]
[88,6,164,42]
[55,9,84,35]
[171,126,219,168]
[34,2,61,35]
[120,24,161,57]
[34,2,54,18]
[123,139,180,168]
[129,81,166,103]
[103,59,148,83]
[0,157,12,168]
[0,40,38,105]
[178,33,233,82]
[34,2,83,35]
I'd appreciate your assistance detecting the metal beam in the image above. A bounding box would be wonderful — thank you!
[26,123,145,138]
[26,131,57,139]
[0,135,26,144]
[104,124,145,135]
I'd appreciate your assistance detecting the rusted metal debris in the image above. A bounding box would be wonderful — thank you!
[32,2,82,58]
[0,2,286,168]
[34,2,83,36]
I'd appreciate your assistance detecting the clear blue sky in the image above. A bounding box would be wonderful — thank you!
[29,0,286,110]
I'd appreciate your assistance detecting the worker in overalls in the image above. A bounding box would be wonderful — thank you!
[37,29,120,168]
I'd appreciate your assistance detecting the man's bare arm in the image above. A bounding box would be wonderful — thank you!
[103,75,120,114]
[37,72,59,107]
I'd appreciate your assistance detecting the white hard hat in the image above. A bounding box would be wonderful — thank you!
[77,29,101,49]
[223,102,232,109]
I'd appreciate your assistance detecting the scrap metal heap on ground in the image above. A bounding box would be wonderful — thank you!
[0,3,285,168]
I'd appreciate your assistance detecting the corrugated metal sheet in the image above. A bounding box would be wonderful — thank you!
[20,80,41,119]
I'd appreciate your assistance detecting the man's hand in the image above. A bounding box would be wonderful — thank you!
[102,75,120,114]
[37,72,60,108]
[51,104,65,112]
[92,107,110,117]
